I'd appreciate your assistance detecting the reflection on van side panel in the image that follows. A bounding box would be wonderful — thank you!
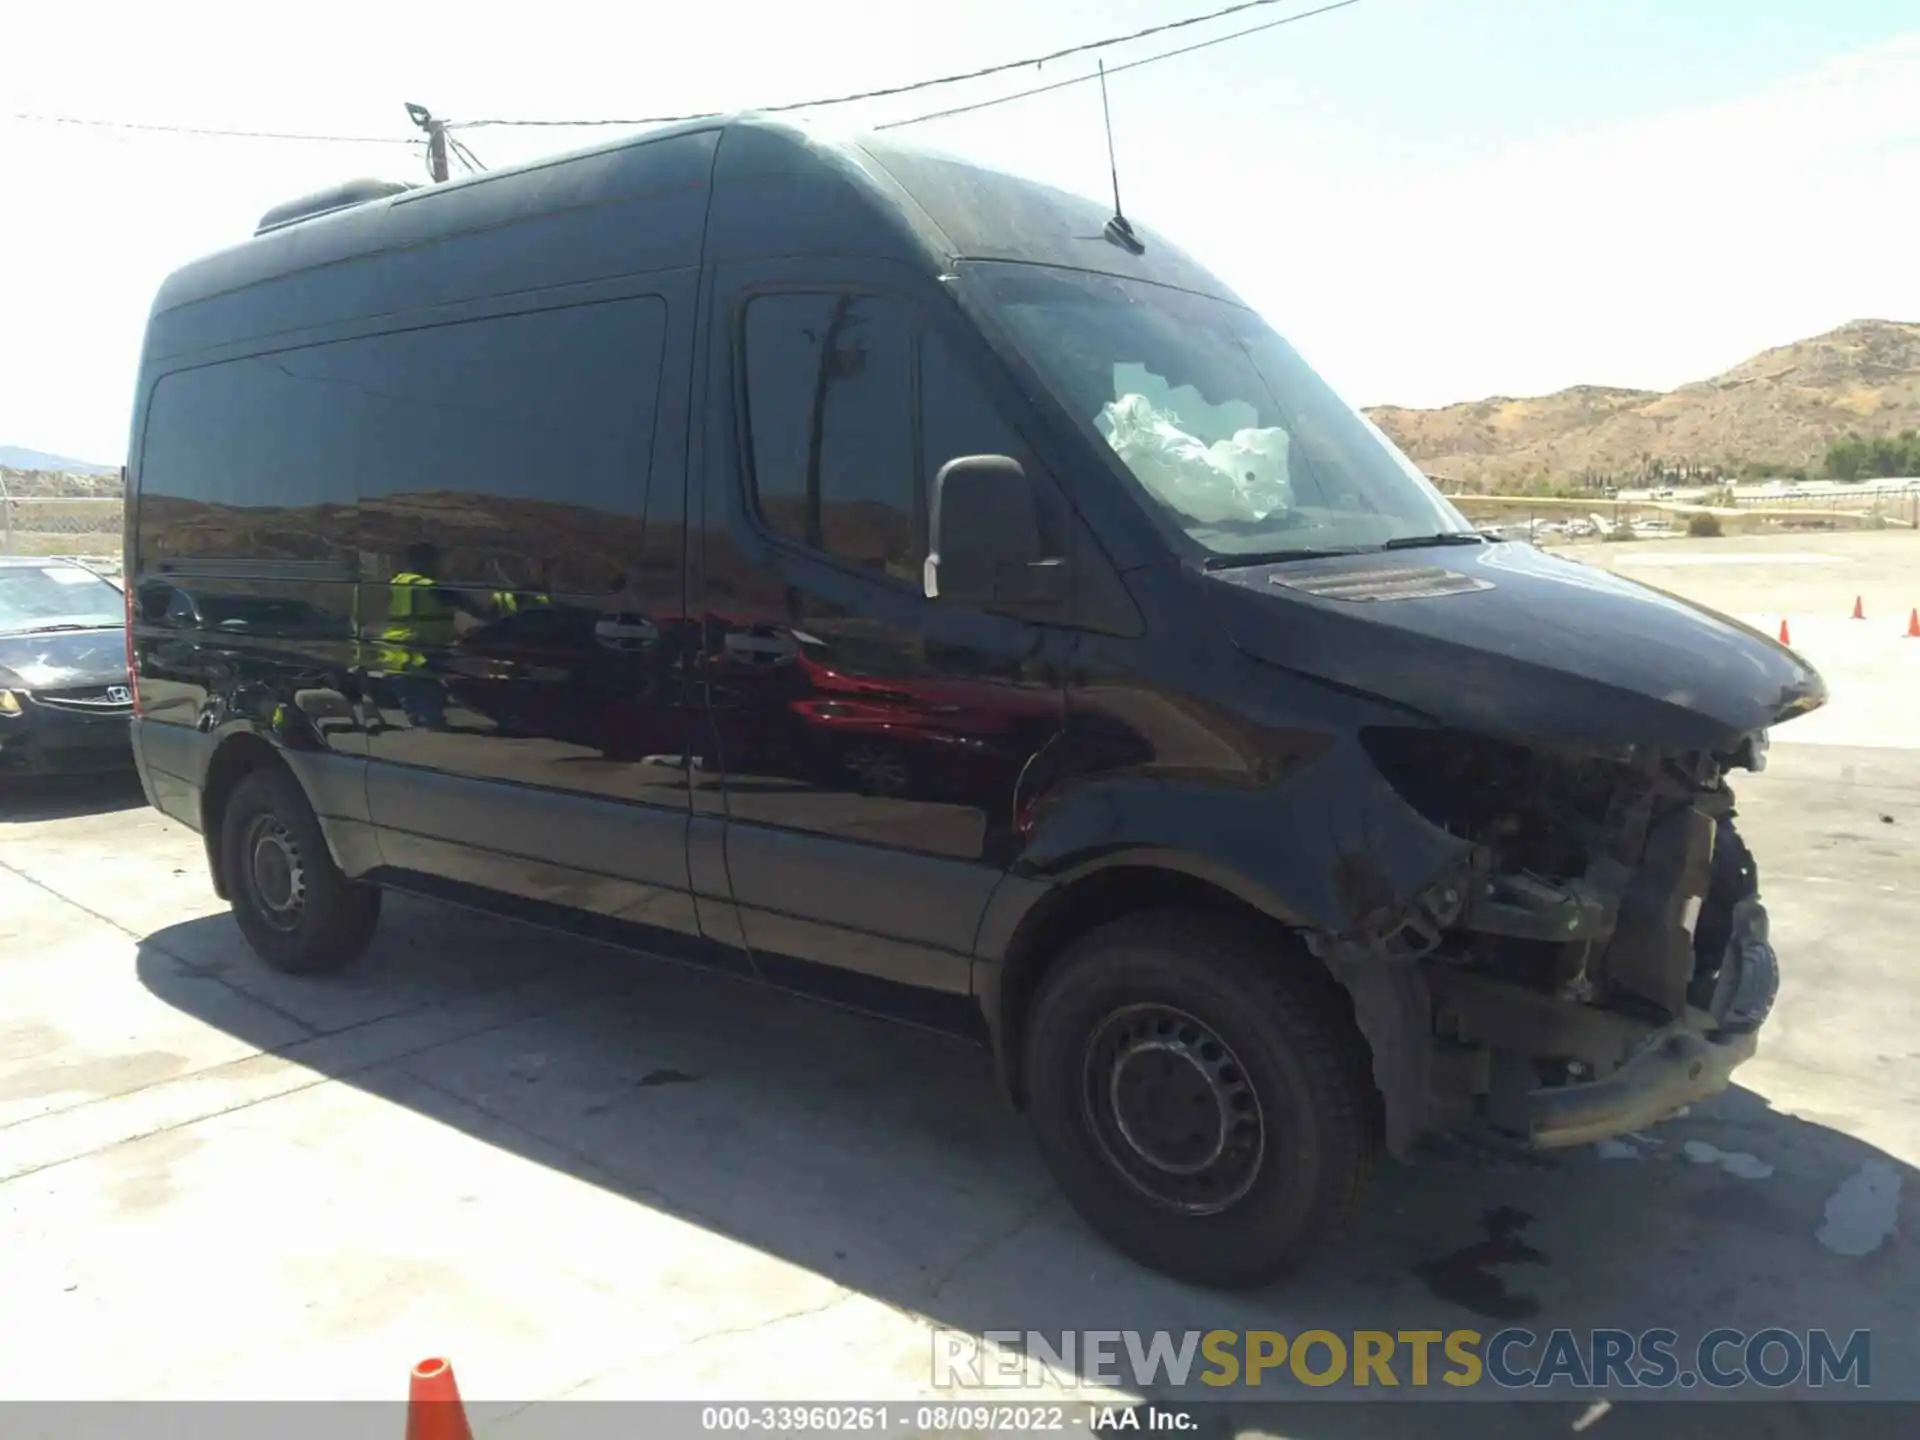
[125,115,1820,1290]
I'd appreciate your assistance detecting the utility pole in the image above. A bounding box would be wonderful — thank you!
[405,103,449,183]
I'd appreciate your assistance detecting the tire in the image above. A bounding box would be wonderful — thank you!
[838,739,914,798]
[1022,910,1378,1289]
[220,766,380,974]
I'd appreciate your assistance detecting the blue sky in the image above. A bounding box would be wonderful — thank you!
[1286,0,1915,156]
[3,0,1916,463]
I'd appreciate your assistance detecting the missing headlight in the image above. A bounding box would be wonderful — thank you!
[1358,727,1644,881]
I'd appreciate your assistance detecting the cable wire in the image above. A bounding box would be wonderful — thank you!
[6,0,1357,155]
[877,0,1359,130]
[5,111,415,145]
[450,0,1361,130]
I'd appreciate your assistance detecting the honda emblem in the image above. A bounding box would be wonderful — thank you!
[107,685,132,704]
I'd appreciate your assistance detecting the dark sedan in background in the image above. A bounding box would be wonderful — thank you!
[0,557,135,777]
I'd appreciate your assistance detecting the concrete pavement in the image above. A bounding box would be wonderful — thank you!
[0,742,1913,1418]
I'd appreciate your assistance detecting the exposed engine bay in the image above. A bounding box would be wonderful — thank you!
[1344,725,1781,1150]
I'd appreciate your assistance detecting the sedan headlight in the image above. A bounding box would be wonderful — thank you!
[0,690,22,717]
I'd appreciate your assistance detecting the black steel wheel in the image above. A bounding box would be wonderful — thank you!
[1023,910,1377,1289]
[1082,1003,1266,1214]
[239,810,308,933]
[220,765,380,974]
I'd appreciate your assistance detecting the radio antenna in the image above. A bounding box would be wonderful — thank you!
[1097,60,1145,254]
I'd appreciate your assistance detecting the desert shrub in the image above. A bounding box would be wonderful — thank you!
[1686,512,1723,538]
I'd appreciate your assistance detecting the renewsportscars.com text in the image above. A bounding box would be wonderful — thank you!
[933,1327,1871,1391]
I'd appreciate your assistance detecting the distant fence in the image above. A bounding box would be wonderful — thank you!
[1445,490,1916,538]
[1,496,122,550]
[1726,489,1920,526]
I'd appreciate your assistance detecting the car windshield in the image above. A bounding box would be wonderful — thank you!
[0,564,124,634]
[965,263,1474,562]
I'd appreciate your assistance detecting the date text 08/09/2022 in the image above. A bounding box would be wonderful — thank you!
[700,1322,1872,1440]
[700,1405,1197,1433]
[694,1328,1871,1433]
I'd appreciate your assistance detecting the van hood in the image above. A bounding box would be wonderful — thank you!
[0,627,129,691]
[1203,542,1825,752]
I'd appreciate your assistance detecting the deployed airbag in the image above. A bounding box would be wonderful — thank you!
[1097,393,1294,525]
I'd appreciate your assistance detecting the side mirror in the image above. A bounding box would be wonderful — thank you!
[925,455,1069,610]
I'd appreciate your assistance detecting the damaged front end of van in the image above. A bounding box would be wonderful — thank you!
[1314,721,1788,1155]
[1198,540,1826,1159]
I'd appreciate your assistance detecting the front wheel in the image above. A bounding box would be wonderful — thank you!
[220,766,380,974]
[838,739,913,798]
[1022,911,1378,1289]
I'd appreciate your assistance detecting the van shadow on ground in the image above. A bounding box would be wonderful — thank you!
[134,892,1913,1434]
[0,770,144,824]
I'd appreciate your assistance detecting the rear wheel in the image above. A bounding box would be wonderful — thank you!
[220,766,380,974]
[1023,910,1377,1289]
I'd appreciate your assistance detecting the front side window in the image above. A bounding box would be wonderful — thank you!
[966,263,1472,562]
[741,293,918,583]
[919,328,1071,558]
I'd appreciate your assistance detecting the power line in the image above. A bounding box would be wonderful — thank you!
[449,0,1362,131]
[5,111,416,145]
[877,0,1360,130]
[5,0,1360,157]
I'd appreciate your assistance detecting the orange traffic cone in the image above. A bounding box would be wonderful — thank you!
[407,1358,473,1440]
[1852,595,1865,620]
[1907,608,1920,640]
[1778,618,1791,645]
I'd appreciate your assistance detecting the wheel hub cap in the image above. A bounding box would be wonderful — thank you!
[246,817,306,929]
[1083,1004,1265,1214]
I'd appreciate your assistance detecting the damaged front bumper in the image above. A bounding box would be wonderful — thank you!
[1439,898,1780,1149]
[1531,897,1778,1147]
[1325,724,1789,1158]
[1530,1023,1754,1149]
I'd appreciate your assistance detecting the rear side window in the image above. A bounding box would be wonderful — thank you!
[139,358,360,565]
[137,296,668,594]
[352,297,668,593]
[741,293,918,583]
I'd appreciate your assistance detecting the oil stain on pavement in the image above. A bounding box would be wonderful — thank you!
[1414,1205,1548,1320]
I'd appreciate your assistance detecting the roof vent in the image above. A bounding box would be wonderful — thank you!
[254,178,418,236]
[1269,563,1494,602]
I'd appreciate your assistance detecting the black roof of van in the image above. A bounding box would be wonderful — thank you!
[142,116,1238,364]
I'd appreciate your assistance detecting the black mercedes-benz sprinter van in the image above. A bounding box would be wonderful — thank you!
[125,116,1822,1287]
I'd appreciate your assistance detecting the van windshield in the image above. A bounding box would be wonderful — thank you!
[965,263,1474,562]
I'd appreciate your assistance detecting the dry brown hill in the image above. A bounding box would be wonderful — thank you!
[1364,319,1920,488]
[0,466,123,498]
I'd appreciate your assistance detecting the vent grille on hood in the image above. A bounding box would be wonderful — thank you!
[1269,563,1494,602]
